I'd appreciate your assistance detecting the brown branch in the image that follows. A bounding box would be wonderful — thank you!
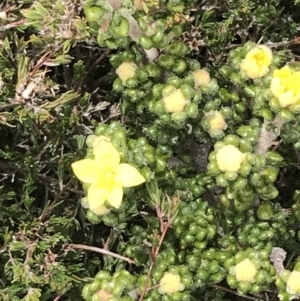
[0,102,25,111]
[53,294,62,301]
[138,207,172,301]
[66,243,135,265]
[212,284,265,301]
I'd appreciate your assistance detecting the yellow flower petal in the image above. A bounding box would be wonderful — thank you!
[93,140,120,170]
[240,59,259,78]
[115,163,145,187]
[273,65,291,78]
[107,185,123,208]
[270,77,282,98]
[87,182,109,210]
[271,66,300,108]
[259,65,269,77]
[278,91,295,107]
[71,159,102,183]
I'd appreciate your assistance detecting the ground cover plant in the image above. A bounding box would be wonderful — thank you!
[1,0,300,300]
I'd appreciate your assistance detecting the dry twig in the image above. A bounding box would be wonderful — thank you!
[65,243,135,265]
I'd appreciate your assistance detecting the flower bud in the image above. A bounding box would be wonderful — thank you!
[116,62,138,84]
[287,271,300,294]
[193,69,211,88]
[162,86,189,113]
[159,272,184,295]
[216,145,245,172]
[234,258,257,283]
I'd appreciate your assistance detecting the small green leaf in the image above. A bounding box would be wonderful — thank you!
[53,54,74,65]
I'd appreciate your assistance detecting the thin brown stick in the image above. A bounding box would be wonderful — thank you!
[0,102,25,111]
[66,243,135,265]
[212,284,264,301]
[146,283,162,292]
[138,207,172,301]
[53,294,62,301]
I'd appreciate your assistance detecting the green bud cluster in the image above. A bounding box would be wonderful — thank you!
[138,18,173,50]
[178,173,212,201]
[207,86,246,123]
[207,125,284,210]
[112,52,161,105]
[91,122,174,182]
[225,248,275,294]
[180,248,227,287]
[281,121,300,150]
[219,43,274,121]
[221,42,300,123]
[217,234,239,255]
[172,199,217,250]
[84,0,136,49]
[143,123,178,146]
[237,204,293,249]
[82,270,137,301]
[122,223,159,266]
[200,111,227,139]
[148,79,201,129]
[126,137,170,179]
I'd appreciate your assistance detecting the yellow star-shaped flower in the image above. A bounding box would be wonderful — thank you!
[72,138,145,213]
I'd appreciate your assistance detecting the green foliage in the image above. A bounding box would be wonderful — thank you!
[1,0,300,300]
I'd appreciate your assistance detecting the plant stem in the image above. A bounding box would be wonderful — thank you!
[66,243,135,265]
[138,210,172,301]
[212,284,264,301]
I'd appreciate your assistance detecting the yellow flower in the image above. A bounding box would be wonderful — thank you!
[192,69,211,88]
[72,139,145,211]
[216,145,244,172]
[240,45,272,79]
[234,258,257,283]
[271,65,300,108]
[162,86,188,113]
[159,272,184,295]
[286,271,300,294]
[206,111,227,133]
[116,62,138,84]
